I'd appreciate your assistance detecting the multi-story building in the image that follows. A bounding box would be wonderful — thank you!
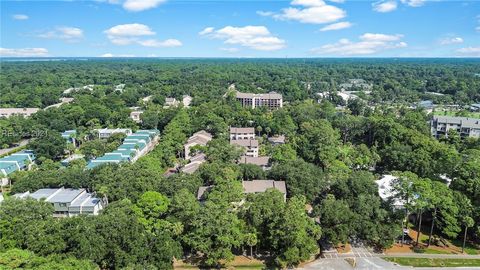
[0,108,40,118]
[95,128,133,139]
[0,150,35,187]
[230,127,255,140]
[184,130,212,160]
[231,139,259,157]
[13,187,104,217]
[197,180,287,202]
[431,116,480,139]
[236,91,283,109]
[239,156,270,170]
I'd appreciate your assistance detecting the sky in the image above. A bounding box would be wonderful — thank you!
[0,0,479,57]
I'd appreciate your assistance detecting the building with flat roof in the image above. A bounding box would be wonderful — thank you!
[236,91,283,109]
[431,115,480,139]
[0,150,35,186]
[184,130,212,160]
[0,108,40,118]
[230,127,255,141]
[87,129,159,169]
[231,139,259,157]
[95,128,133,139]
[13,187,104,217]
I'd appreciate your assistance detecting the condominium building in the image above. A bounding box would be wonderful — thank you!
[236,91,283,109]
[184,130,213,160]
[0,108,39,118]
[95,128,133,139]
[239,156,270,170]
[230,127,255,141]
[197,180,287,202]
[431,116,480,139]
[13,187,104,217]
[0,150,35,187]
[231,139,259,157]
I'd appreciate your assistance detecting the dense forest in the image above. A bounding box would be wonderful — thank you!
[0,59,479,269]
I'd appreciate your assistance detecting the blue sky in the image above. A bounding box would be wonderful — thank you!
[1,0,479,57]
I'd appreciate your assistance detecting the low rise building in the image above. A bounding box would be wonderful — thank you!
[13,187,104,217]
[61,130,77,144]
[230,127,255,140]
[231,139,259,157]
[184,130,212,160]
[95,128,133,139]
[268,135,285,145]
[63,85,94,95]
[182,95,193,107]
[0,150,35,186]
[87,129,159,169]
[130,110,144,123]
[239,156,270,170]
[0,108,40,118]
[164,97,179,108]
[181,153,206,174]
[431,115,480,139]
[376,175,405,210]
[236,91,283,109]
[196,180,287,202]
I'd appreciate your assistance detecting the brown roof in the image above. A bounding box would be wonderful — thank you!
[242,180,286,195]
[230,139,258,147]
[239,156,270,166]
[230,127,255,134]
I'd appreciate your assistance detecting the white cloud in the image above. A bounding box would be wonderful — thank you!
[256,11,274,16]
[137,39,182,47]
[476,26,480,32]
[101,53,114,57]
[328,0,345,3]
[372,1,397,12]
[100,53,136,57]
[37,26,84,42]
[220,47,240,53]
[400,0,425,7]
[320,21,352,31]
[97,0,166,11]
[439,37,463,45]
[104,23,181,48]
[123,0,166,11]
[200,26,286,51]
[260,0,346,24]
[311,33,407,56]
[0,48,49,57]
[199,27,214,35]
[456,47,480,57]
[12,14,28,20]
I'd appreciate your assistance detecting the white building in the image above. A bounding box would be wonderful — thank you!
[0,108,40,118]
[164,98,179,108]
[236,91,283,109]
[376,175,405,210]
[182,95,193,107]
[230,127,255,141]
[231,139,259,157]
[63,85,94,95]
[95,128,133,139]
[130,110,144,123]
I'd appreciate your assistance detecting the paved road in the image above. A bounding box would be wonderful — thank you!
[0,139,29,156]
[380,253,480,259]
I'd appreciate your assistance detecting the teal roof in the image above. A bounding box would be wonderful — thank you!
[0,151,35,176]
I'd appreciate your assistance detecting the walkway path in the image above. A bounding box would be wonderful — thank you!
[0,139,29,156]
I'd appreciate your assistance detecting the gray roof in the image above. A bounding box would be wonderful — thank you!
[181,162,202,174]
[236,91,282,100]
[239,156,270,166]
[230,127,255,134]
[268,135,285,144]
[433,115,480,129]
[197,186,213,200]
[242,180,286,195]
[47,189,85,203]
[231,139,259,147]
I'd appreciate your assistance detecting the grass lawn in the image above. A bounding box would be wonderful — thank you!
[384,257,480,267]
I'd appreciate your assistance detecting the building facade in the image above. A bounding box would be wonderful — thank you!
[14,187,104,217]
[230,139,259,157]
[230,127,255,141]
[184,130,212,160]
[431,116,480,139]
[0,108,40,118]
[236,91,283,109]
[0,150,35,187]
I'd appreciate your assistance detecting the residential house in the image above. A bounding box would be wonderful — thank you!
[181,153,206,174]
[230,127,255,140]
[0,108,40,118]
[95,128,133,139]
[0,150,35,187]
[182,95,193,107]
[13,187,104,217]
[431,115,480,139]
[130,110,144,123]
[61,130,77,144]
[239,156,270,170]
[376,175,405,210]
[236,91,283,109]
[231,139,259,157]
[184,130,212,160]
[164,98,179,108]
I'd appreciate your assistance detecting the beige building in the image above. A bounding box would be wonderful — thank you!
[236,91,283,109]
[431,116,480,139]
[230,127,255,140]
[231,139,259,157]
[239,156,270,170]
[184,130,213,160]
[0,108,39,118]
[130,110,144,123]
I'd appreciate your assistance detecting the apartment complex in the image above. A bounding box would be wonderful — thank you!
[431,115,480,139]
[239,156,270,170]
[184,130,212,160]
[197,180,287,202]
[230,127,255,140]
[0,108,39,118]
[95,128,133,139]
[231,139,259,157]
[14,187,104,217]
[235,91,283,109]
[0,150,35,187]
[87,129,159,169]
